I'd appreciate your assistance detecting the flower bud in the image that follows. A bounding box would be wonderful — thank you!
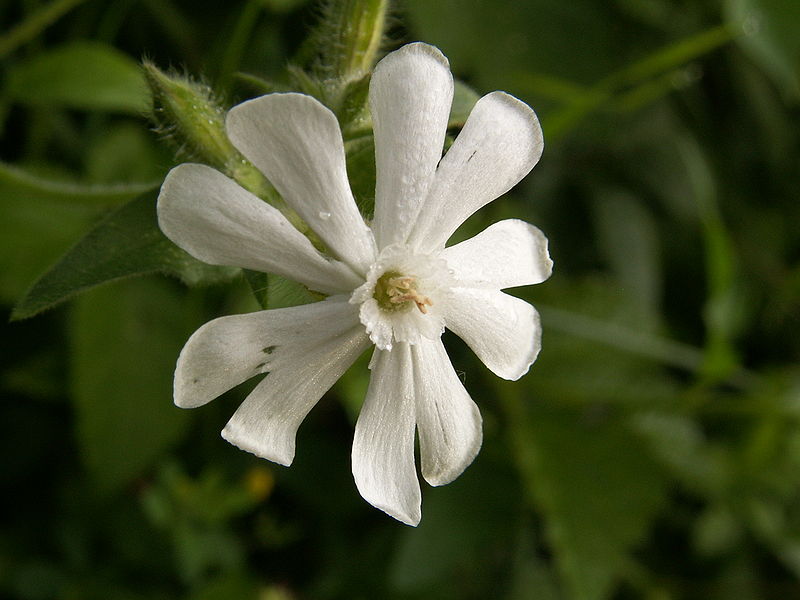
[315,0,388,81]
[143,62,311,235]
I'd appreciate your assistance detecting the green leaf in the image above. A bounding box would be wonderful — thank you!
[345,135,376,216]
[0,185,95,303]
[0,160,160,303]
[70,278,192,493]
[12,192,237,320]
[84,124,167,184]
[339,73,372,136]
[5,41,149,113]
[630,412,727,496]
[726,0,800,97]
[448,80,479,128]
[507,399,668,600]
[0,160,159,205]
[0,0,88,60]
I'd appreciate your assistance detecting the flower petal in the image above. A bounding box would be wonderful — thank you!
[220,299,370,466]
[444,288,542,381]
[442,219,553,289]
[352,345,421,526]
[370,42,454,249]
[157,163,360,295]
[407,92,544,252]
[411,339,482,486]
[226,93,376,274]
[174,296,361,409]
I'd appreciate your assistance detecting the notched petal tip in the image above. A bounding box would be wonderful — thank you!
[503,307,542,382]
[355,484,422,526]
[483,91,545,165]
[445,290,543,381]
[423,439,481,487]
[156,162,208,227]
[383,503,421,527]
[529,223,555,282]
[407,89,546,252]
[221,422,294,467]
[412,340,483,488]
[443,218,554,289]
[422,405,482,487]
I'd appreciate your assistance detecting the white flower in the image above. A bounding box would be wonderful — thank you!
[156,42,552,525]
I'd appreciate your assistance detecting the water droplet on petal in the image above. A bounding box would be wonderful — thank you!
[318,211,331,220]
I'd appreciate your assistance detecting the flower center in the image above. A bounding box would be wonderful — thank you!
[350,244,453,350]
[373,270,432,314]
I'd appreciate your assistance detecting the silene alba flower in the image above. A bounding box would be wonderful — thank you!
[157,42,552,525]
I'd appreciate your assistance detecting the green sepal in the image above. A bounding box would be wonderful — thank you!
[243,270,269,309]
[233,72,290,97]
[306,0,388,81]
[339,73,373,137]
[143,62,311,238]
[287,0,387,130]
[12,192,237,320]
[144,62,235,171]
[243,270,319,311]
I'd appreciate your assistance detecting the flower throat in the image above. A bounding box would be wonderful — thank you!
[373,271,432,314]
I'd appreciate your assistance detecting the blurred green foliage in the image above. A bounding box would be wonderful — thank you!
[1,0,800,598]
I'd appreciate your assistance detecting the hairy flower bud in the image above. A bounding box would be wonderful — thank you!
[143,62,311,237]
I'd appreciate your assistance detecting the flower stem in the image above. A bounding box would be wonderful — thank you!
[0,0,87,59]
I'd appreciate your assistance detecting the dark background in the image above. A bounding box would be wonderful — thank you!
[1,0,799,598]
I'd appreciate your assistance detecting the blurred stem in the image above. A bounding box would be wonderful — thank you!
[0,100,9,139]
[0,0,87,59]
[539,304,703,370]
[216,0,265,93]
[141,0,199,67]
[677,137,742,385]
[538,304,759,390]
[543,23,740,138]
[95,0,137,43]
[604,23,737,89]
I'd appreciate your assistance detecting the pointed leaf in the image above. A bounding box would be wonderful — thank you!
[509,400,668,600]
[13,192,237,320]
[0,161,159,205]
